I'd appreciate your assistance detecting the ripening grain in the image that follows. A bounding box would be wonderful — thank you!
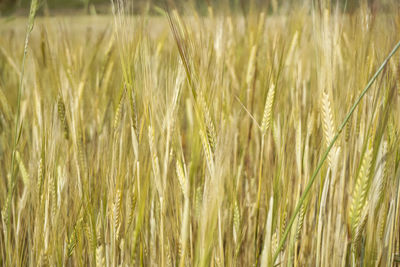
[0,0,400,266]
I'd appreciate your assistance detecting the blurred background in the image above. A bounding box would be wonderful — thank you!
[0,0,398,16]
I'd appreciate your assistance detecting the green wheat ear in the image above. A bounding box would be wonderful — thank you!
[57,94,69,140]
[349,140,372,238]
[320,89,336,167]
[261,83,275,135]
[15,151,29,186]
[37,140,45,201]
[96,245,105,267]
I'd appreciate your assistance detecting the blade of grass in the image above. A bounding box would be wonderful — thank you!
[7,0,39,219]
[272,39,400,264]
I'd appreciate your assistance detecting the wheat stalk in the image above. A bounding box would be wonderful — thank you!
[273,39,400,263]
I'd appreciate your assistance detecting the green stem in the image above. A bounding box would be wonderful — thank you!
[255,135,265,262]
[272,39,400,265]
[7,0,38,225]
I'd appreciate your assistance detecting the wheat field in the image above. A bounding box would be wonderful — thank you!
[1,0,400,266]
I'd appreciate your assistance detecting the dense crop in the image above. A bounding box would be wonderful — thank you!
[1,1,400,266]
